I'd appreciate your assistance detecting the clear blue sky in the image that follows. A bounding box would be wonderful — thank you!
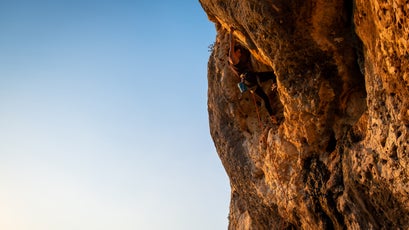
[0,1,230,229]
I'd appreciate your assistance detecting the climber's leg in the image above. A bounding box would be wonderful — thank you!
[254,87,274,116]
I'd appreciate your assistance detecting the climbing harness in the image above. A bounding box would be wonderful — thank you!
[238,72,257,92]
[237,73,249,93]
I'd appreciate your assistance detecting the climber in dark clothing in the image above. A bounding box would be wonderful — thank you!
[228,28,277,122]
[239,72,276,116]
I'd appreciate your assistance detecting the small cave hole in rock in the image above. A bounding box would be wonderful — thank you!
[381,138,387,147]
[390,145,398,161]
[396,130,402,138]
[326,131,337,153]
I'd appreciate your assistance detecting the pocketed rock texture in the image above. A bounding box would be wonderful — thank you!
[200,0,409,229]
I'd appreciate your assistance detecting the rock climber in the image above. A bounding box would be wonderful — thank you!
[228,27,277,123]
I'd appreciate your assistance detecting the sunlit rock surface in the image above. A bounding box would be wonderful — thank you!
[200,0,409,228]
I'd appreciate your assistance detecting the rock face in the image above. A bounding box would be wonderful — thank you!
[200,0,409,229]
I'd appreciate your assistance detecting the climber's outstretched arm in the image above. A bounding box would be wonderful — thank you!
[229,28,239,65]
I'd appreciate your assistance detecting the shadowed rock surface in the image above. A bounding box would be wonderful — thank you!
[200,0,409,229]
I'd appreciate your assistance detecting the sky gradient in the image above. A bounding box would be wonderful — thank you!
[0,1,230,229]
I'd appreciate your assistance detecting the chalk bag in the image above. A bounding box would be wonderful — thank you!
[238,81,248,93]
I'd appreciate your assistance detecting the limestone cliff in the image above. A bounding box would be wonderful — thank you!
[199,0,409,229]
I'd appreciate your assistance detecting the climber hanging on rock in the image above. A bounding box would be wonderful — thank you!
[228,27,278,123]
